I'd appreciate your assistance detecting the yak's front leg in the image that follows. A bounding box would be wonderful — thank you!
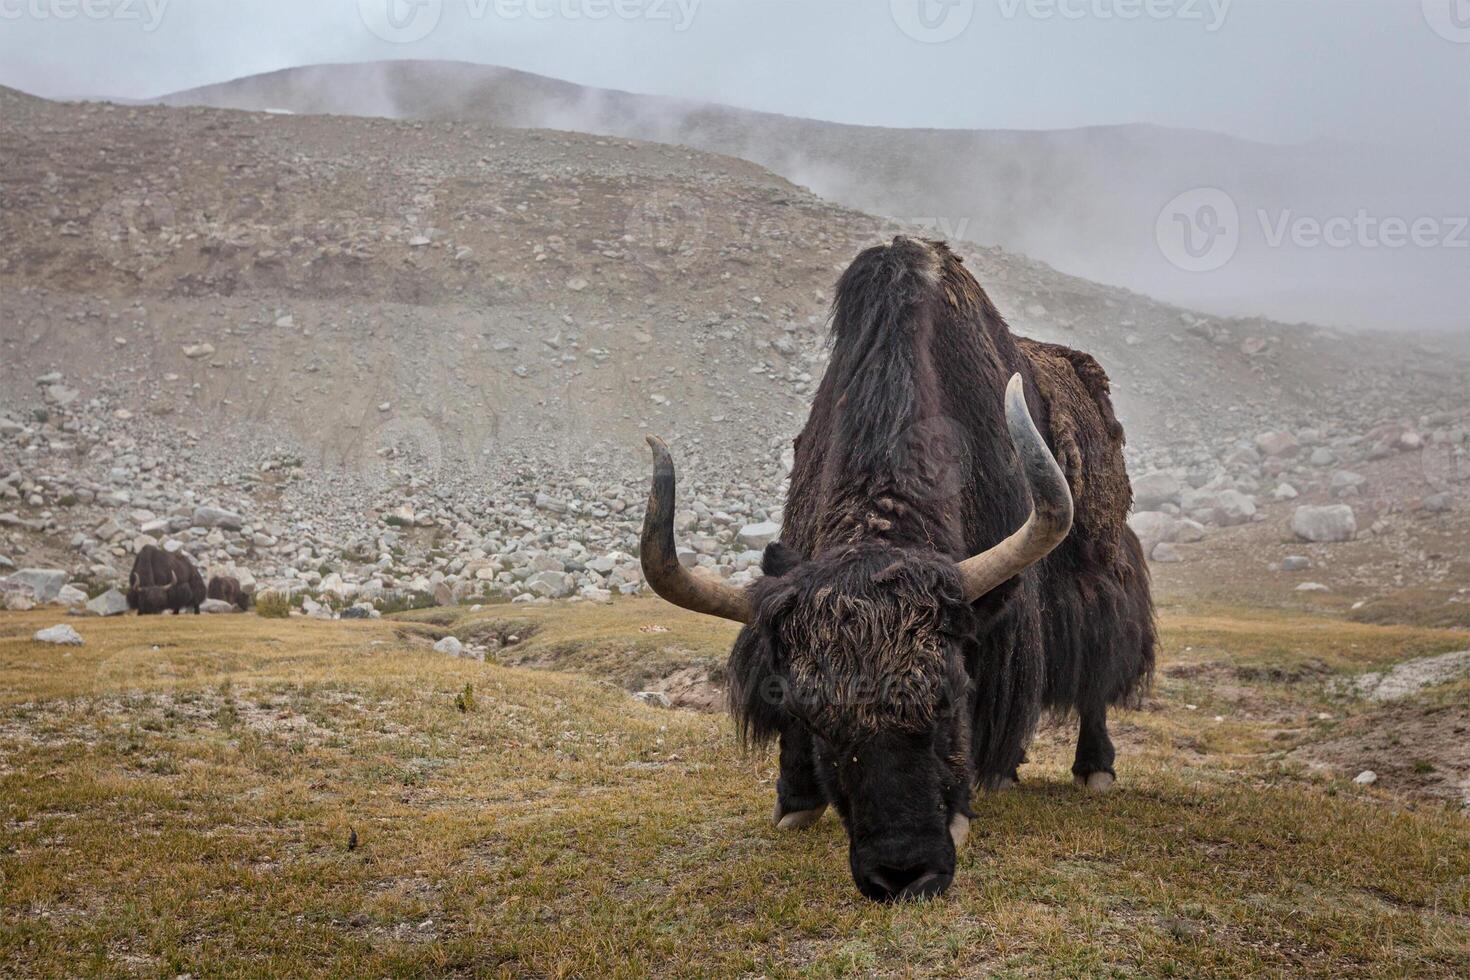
[1071,704,1116,792]
[772,723,827,829]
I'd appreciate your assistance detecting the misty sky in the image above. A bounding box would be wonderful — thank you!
[1,0,1466,147]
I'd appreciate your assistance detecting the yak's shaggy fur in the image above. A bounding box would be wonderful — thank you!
[732,237,1154,790]
[128,545,207,615]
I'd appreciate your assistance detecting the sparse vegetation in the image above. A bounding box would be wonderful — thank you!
[254,591,292,619]
[1,603,1465,976]
[455,682,476,713]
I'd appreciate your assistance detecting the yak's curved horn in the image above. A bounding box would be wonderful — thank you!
[641,437,752,624]
[168,569,178,587]
[130,572,139,589]
[956,374,1074,602]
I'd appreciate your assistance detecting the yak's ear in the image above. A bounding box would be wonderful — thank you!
[761,541,803,578]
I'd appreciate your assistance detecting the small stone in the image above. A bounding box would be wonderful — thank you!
[433,636,464,657]
[1421,492,1453,514]
[633,691,672,708]
[34,624,84,646]
[1291,505,1356,543]
[1132,472,1182,510]
[1353,770,1377,786]
[192,506,243,530]
[1151,542,1184,563]
[1281,556,1312,572]
[736,521,781,550]
[85,589,129,617]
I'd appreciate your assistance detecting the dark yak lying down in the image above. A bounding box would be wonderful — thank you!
[127,544,206,615]
[640,237,1154,902]
[207,575,251,612]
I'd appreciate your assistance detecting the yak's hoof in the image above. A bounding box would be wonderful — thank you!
[1074,771,1116,793]
[772,801,827,830]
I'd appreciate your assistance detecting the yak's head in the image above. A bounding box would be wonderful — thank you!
[130,570,175,615]
[640,375,1073,902]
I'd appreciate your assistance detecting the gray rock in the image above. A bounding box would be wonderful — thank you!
[433,635,464,657]
[1353,770,1378,786]
[1291,505,1357,543]
[1132,471,1182,510]
[534,493,569,514]
[525,570,574,599]
[5,568,69,603]
[1151,542,1185,563]
[34,624,84,646]
[1254,431,1300,458]
[1421,492,1454,514]
[1281,556,1312,572]
[192,506,243,531]
[201,598,238,614]
[736,521,781,550]
[1348,649,1470,702]
[1212,489,1257,527]
[1308,447,1336,467]
[633,691,672,708]
[45,384,80,407]
[85,589,129,617]
[1127,511,1178,556]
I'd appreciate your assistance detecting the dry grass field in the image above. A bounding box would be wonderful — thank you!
[2,602,1468,977]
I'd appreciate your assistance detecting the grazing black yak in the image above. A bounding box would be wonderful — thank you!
[127,545,206,615]
[207,575,251,612]
[639,238,1154,901]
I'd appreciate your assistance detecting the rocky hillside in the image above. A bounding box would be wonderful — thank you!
[1,84,1466,612]
[159,60,1469,333]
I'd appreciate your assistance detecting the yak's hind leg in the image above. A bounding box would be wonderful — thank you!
[772,724,827,830]
[1071,702,1116,792]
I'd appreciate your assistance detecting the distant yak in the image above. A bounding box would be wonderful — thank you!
[207,575,251,612]
[640,238,1154,901]
[127,545,206,615]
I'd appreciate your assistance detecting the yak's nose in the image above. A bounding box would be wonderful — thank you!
[855,862,953,902]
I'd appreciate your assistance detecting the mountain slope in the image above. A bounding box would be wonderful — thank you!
[158,60,1470,333]
[3,83,1464,480]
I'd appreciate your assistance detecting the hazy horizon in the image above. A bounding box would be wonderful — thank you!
[1,1,1467,151]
